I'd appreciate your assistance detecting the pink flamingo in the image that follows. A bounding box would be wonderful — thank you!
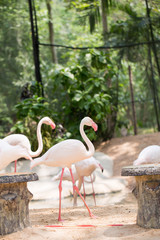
[3,117,56,172]
[74,157,104,206]
[133,145,160,165]
[0,139,32,170]
[52,157,104,206]
[30,116,97,221]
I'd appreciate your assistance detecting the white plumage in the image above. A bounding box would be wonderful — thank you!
[31,116,97,221]
[3,117,55,171]
[52,157,103,206]
[3,117,55,157]
[52,165,79,182]
[133,145,160,165]
[30,117,97,169]
[0,139,32,170]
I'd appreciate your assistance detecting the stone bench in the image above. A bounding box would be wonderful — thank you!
[0,172,38,235]
[121,164,160,229]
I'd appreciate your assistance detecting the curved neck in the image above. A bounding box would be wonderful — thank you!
[29,119,43,157]
[80,122,95,158]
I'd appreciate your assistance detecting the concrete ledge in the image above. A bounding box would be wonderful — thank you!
[121,164,160,176]
[0,172,38,183]
[0,172,38,235]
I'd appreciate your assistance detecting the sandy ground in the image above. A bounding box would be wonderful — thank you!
[1,132,160,239]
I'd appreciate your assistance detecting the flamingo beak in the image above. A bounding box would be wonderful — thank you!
[92,122,98,132]
[51,122,56,130]
[99,163,104,173]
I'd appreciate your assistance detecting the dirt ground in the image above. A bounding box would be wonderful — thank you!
[1,132,160,240]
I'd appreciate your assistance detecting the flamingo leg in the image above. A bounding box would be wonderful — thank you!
[58,168,65,221]
[82,177,86,200]
[14,160,17,173]
[73,178,82,207]
[90,175,96,206]
[69,168,95,218]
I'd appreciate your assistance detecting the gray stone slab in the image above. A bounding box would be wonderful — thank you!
[0,172,38,183]
[121,164,160,176]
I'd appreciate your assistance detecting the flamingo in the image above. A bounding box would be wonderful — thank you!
[133,145,160,165]
[52,165,79,182]
[3,117,56,172]
[0,139,32,170]
[30,116,97,221]
[74,157,104,206]
[52,157,104,207]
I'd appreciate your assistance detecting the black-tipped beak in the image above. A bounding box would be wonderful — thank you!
[99,163,104,173]
[52,128,55,133]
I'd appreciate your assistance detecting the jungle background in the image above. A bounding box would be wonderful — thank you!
[1,0,160,153]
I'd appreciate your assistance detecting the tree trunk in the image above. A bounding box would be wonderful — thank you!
[46,0,58,64]
[100,0,108,42]
[28,0,44,97]
[128,65,137,135]
[145,0,160,131]
[145,0,160,79]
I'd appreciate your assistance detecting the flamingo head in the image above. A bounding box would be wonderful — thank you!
[82,117,98,132]
[42,117,56,130]
[94,159,104,172]
[98,163,104,172]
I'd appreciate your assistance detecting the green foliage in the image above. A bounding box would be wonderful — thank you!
[14,95,53,121]
[46,49,118,141]
[10,95,57,152]
[1,0,160,147]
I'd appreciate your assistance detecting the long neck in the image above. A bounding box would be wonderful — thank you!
[80,122,95,158]
[29,119,43,157]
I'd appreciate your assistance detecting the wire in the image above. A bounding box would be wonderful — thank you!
[39,39,160,50]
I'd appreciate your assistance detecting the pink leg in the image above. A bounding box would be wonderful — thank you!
[82,177,86,200]
[58,168,65,221]
[69,168,95,218]
[14,160,17,173]
[90,175,96,206]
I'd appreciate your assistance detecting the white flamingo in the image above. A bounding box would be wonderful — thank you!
[52,165,79,182]
[3,117,56,172]
[74,157,104,206]
[0,139,32,170]
[30,116,97,221]
[133,145,160,165]
[52,157,103,206]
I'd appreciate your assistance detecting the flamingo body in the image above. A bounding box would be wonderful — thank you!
[133,145,160,165]
[4,134,31,151]
[3,117,55,172]
[31,139,92,169]
[31,116,98,221]
[52,157,103,207]
[0,139,32,170]
[75,157,103,177]
[3,117,55,157]
[52,165,79,182]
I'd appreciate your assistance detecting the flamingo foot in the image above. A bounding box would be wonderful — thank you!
[58,217,64,222]
[73,185,95,218]
[89,213,97,219]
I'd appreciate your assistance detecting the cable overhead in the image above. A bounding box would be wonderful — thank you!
[39,40,160,50]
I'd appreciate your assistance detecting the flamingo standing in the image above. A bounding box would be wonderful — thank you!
[0,139,32,170]
[74,157,104,206]
[3,117,56,172]
[52,165,79,183]
[133,145,160,165]
[52,157,104,207]
[30,116,97,221]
